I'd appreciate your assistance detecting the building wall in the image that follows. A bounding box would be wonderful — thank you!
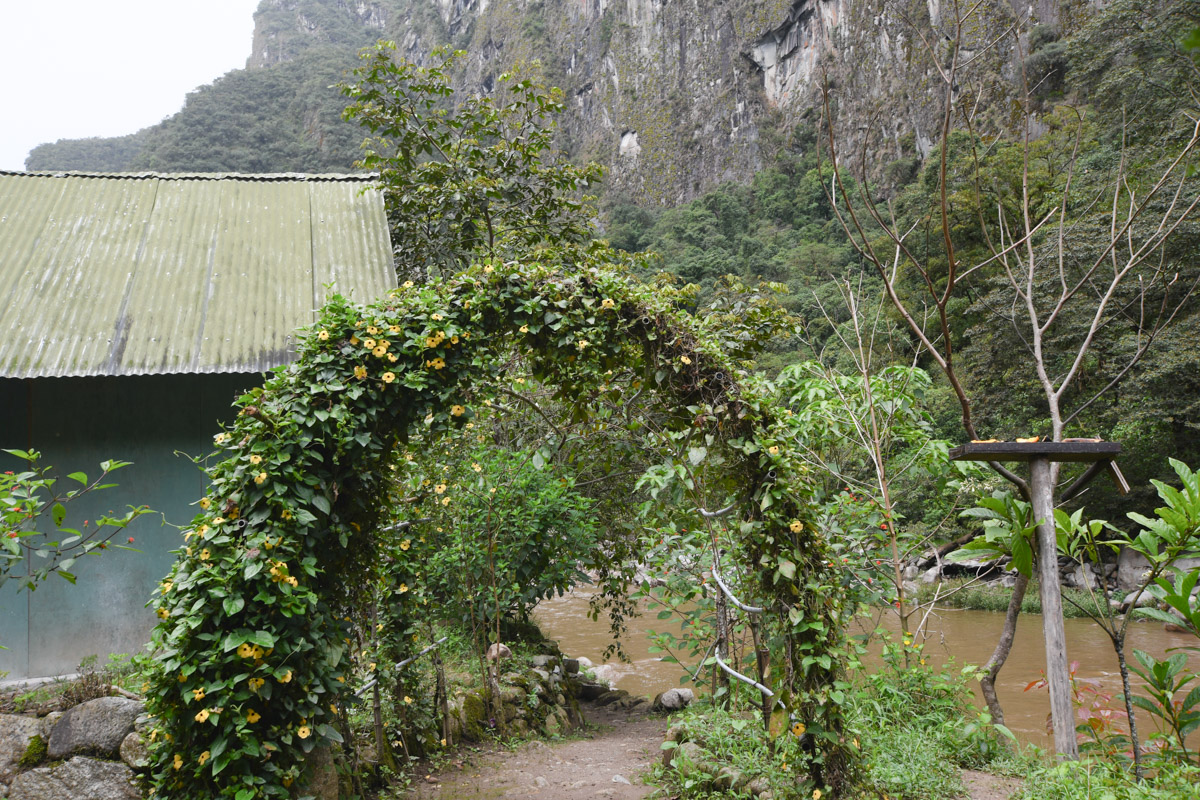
[0,373,261,678]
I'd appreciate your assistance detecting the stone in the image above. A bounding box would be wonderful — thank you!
[486,643,513,661]
[532,667,551,682]
[612,774,631,784]
[745,776,771,795]
[667,741,704,772]
[920,566,940,583]
[563,658,580,675]
[576,656,594,669]
[595,690,627,707]
[0,715,45,783]
[902,564,920,580]
[531,655,555,668]
[1122,590,1156,609]
[117,732,147,770]
[534,775,550,788]
[653,688,695,711]
[47,697,142,760]
[1072,564,1100,591]
[8,756,139,800]
[578,682,607,701]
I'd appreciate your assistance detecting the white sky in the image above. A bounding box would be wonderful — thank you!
[0,1,262,171]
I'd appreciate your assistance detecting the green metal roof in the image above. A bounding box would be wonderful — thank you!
[0,171,395,378]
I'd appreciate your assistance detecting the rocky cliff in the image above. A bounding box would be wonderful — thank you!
[29,0,1081,204]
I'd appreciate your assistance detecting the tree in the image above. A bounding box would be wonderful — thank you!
[342,44,602,278]
[821,0,1200,758]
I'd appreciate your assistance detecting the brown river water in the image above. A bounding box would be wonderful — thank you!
[534,587,1196,748]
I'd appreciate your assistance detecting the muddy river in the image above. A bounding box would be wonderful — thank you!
[535,587,1196,748]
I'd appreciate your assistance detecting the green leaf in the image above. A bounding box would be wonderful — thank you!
[51,502,66,527]
[223,597,245,616]
[687,446,707,466]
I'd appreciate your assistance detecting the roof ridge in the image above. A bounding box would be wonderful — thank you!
[0,170,378,182]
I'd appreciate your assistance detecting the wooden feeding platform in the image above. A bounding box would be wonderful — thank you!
[949,439,1128,495]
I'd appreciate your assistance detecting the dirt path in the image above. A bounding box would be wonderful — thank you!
[410,701,668,800]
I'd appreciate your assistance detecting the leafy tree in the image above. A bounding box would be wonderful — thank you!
[1,449,149,593]
[342,44,602,277]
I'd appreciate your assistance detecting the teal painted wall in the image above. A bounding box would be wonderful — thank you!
[0,373,261,678]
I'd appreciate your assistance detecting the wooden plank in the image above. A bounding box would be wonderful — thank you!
[948,441,1121,463]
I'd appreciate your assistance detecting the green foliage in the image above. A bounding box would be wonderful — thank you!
[953,492,1037,577]
[1015,758,1200,799]
[0,449,149,593]
[342,44,603,277]
[420,447,599,625]
[25,130,150,171]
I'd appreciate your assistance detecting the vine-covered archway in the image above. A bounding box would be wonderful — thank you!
[145,253,852,798]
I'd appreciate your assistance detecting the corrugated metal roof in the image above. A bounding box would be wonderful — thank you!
[0,171,395,378]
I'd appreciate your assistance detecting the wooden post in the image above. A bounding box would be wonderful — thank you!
[1029,457,1079,759]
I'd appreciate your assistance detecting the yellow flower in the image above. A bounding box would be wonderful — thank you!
[198,497,211,510]
[373,346,387,358]
[198,750,210,765]
[601,298,615,309]
[576,339,590,350]
[354,365,368,380]
[450,335,459,344]
[350,336,359,345]
[680,355,692,365]
[382,372,396,384]
[483,264,494,274]
[404,696,414,704]
[403,280,414,288]
[195,708,211,723]
[317,330,329,341]
[214,432,230,445]
[192,686,205,700]
[519,325,529,333]
[400,539,410,551]
[246,709,261,723]
[789,520,804,533]
[814,791,822,800]
[252,645,264,659]
[297,725,311,739]
[390,325,401,333]
[364,338,376,349]
[178,674,187,683]
[472,463,482,472]
[450,404,465,416]
[248,677,265,691]
[424,337,438,348]
[398,583,409,593]
[280,509,293,520]
[238,643,255,658]
[442,496,451,506]
[279,670,293,683]
[157,607,169,619]
[173,754,183,770]
[792,722,806,737]
[199,549,211,561]
[367,326,380,335]
[434,484,447,494]
[255,472,267,485]
[768,446,779,455]
[286,576,298,587]
[432,314,443,321]
[249,454,262,465]
[388,353,397,362]
[211,517,225,526]
[196,524,209,538]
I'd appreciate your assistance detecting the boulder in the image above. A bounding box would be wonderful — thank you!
[1118,547,1151,592]
[562,658,580,675]
[595,690,628,707]
[0,715,45,782]
[920,566,940,584]
[530,655,556,668]
[47,697,142,760]
[1122,590,1157,609]
[653,688,696,712]
[8,756,139,800]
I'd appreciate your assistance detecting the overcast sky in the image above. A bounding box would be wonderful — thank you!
[0,1,262,171]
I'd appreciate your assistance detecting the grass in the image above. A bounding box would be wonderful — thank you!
[912,578,1110,619]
